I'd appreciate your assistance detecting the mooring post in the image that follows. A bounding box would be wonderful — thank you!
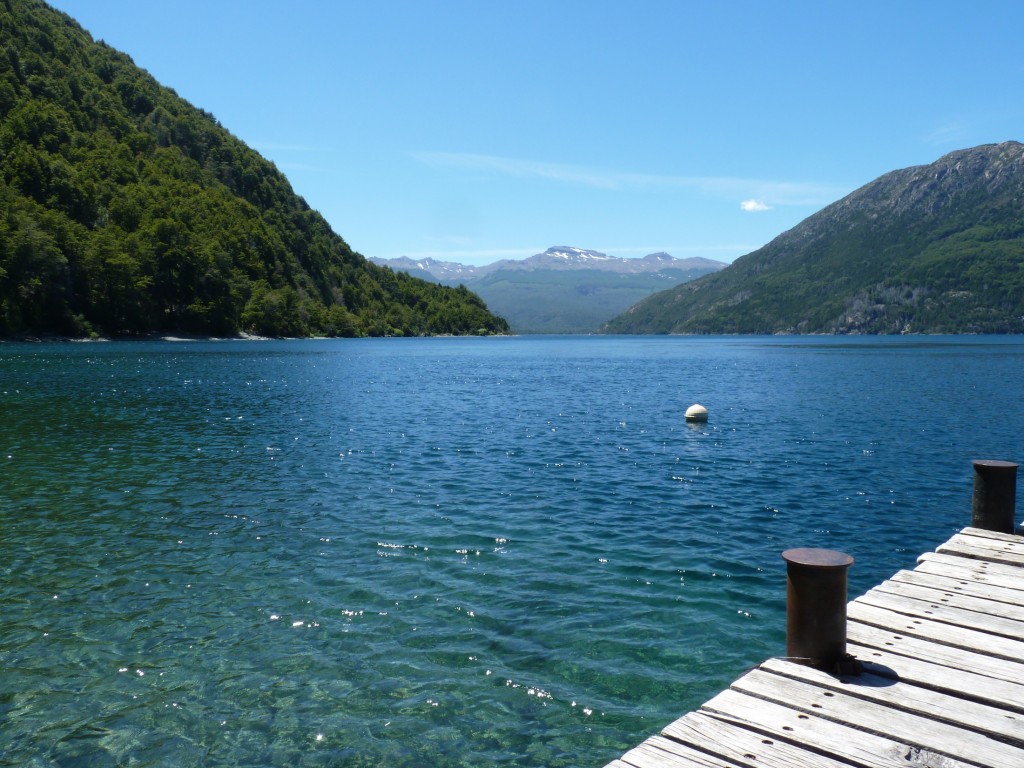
[971,460,1019,533]
[781,548,854,669]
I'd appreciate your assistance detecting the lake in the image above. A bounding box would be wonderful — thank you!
[2,335,1022,766]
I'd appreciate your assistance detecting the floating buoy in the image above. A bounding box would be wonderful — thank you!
[685,403,708,423]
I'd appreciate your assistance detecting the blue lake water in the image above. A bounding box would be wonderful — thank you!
[2,335,1022,766]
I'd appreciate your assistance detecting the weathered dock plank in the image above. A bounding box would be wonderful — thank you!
[843,643,1024,713]
[958,526,1024,544]
[846,600,1024,660]
[757,658,1024,746]
[603,524,1024,768]
[936,532,1024,566]
[662,713,856,768]
[887,567,1024,607]
[857,584,1024,638]
[916,551,1024,588]
[694,688,978,768]
[846,620,1024,685]
[612,733,755,768]
[730,667,1023,766]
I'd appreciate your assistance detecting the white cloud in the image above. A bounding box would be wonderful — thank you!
[253,141,335,153]
[412,151,849,206]
[412,152,620,189]
[923,121,969,146]
[740,199,772,212]
[273,162,320,172]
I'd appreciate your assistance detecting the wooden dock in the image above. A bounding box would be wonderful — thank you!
[605,526,1024,768]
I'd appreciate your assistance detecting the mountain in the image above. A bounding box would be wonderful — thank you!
[376,246,725,281]
[602,142,1024,335]
[373,247,725,333]
[370,256,480,284]
[0,0,509,338]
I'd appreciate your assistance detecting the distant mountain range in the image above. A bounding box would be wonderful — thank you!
[373,247,726,333]
[602,141,1024,335]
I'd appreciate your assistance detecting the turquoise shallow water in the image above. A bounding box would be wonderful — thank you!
[2,335,1023,766]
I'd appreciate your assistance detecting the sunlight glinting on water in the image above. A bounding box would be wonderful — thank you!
[1,335,1022,766]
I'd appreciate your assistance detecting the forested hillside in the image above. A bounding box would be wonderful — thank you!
[0,0,509,337]
[603,142,1024,335]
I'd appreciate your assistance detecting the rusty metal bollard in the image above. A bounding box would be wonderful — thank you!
[971,460,1019,534]
[782,548,858,673]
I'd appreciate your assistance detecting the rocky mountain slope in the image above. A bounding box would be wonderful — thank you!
[374,247,725,333]
[602,142,1024,335]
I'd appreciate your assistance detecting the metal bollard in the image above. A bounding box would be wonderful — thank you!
[971,460,1019,534]
[782,548,855,671]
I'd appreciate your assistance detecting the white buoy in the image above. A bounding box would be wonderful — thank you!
[685,403,708,423]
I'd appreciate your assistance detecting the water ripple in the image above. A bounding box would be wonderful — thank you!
[2,336,1022,766]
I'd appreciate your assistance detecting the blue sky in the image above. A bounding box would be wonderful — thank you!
[51,1,1024,266]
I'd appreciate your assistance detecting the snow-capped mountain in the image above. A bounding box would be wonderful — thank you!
[372,247,725,280]
[511,246,618,269]
[371,246,726,333]
[370,256,477,282]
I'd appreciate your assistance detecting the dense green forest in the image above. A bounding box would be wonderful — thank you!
[0,0,509,337]
[603,142,1024,335]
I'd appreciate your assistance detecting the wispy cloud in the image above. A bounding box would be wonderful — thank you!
[412,151,850,207]
[412,152,622,189]
[253,141,336,154]
[922,121,969,146]
[273,162,321,173]
[740,199,772,212]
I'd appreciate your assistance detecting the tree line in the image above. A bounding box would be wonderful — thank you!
[0,0,509,337]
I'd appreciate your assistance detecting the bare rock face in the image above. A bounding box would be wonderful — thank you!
[603,142,1024,335]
